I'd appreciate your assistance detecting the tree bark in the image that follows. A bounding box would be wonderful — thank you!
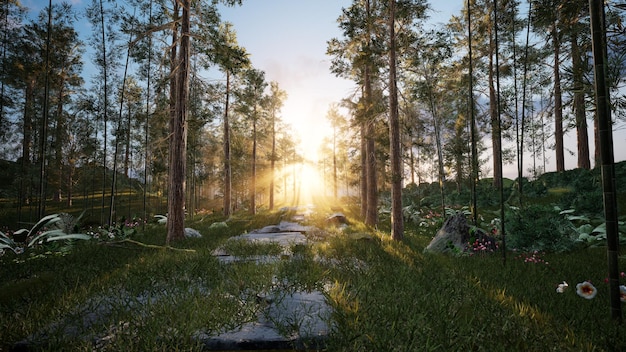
[553,22,565,172]
[166,0,189,243]
[388,0,403,241]
[223,71,232,216]
[572,32,590,170]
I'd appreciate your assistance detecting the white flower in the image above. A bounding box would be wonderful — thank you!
[620,285,626,303]
[14,247,24,255]
[556,281,569,293]
[576,281,597,299]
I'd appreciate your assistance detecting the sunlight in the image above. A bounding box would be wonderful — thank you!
[293,160,326,206]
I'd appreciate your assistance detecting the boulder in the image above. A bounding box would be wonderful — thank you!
[184,228,202,238]
[424,213,470,254]
[326,213,348,226]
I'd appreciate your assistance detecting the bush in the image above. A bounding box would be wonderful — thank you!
[505,205,576,252]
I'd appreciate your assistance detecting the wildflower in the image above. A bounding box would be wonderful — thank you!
[620,285,626,303]
[556,281,569,293]
[576,281,597,299]
[14,247,24,255]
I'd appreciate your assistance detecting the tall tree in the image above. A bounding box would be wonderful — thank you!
[531,0,565,172]
[388,0,403,240]
[266,81,286,210]
[235,68,266,215]
[166,0,190,243]
[210,22,249,217]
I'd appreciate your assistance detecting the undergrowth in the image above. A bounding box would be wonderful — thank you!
[1,209,625,351]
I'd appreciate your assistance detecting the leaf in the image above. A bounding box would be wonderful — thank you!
[592,223,607,235]
[577,224,594,235]
[43,234,91,242]
[28,214,62,237]
[28,229,65,247]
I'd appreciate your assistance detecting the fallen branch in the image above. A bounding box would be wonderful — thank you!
[103,239,196,253]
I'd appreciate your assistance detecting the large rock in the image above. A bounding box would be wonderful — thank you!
[424,213,471,254]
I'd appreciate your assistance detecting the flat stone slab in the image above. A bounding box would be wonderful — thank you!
[198,290,330,350]
[236,231,307,246]
[250,221,314,234]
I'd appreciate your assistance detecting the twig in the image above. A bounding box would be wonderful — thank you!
[103,239,196,252]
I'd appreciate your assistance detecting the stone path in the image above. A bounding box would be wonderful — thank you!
[203,220,331,350]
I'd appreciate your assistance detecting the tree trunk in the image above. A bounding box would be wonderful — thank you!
[53,82,65,202]
[250,113,257,214]
[20,81,35,207]
[364,0,378,227]
[223,71,232,217]
[553,22,565,172]
[572,32,591,170]
[388,0,403,241]
[489,34,502,189]
[166,0,189,243]
[360,119,367,219]
[270,108,275,210]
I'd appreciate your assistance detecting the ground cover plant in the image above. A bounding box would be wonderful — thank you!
[1,172,626,351]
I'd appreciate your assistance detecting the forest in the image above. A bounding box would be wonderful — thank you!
[1,0,626,239]
[3,0,626,349]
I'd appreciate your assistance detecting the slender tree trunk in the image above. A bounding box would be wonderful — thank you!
[223,71,232,216]
[552,22,565,172]
[489,35,502,189]
[124,103,131,178]
[99,0,109,225]
[21,82,35,204]
[53,82,66,202]
[250,113,257,214]
[388,0,403,240]
[468,0,478,225]
[333,125,338,200]
[142,0,153,230]
[360,119,367,219]
[166,0,189,243]
[38,0,53,219]
[270,109,275,209]
[572,32,590,170]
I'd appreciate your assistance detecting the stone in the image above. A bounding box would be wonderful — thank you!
[424,212,470,254]
[184,228,202,238]
[326,213,347,225]
[209,221,228,229]
[198,289,330,350]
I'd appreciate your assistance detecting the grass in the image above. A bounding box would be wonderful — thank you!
[1,206,625,351]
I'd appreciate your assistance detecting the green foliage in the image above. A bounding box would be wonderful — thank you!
[1,210,625,350]
[505,205,577,252]
[0,213,91,255]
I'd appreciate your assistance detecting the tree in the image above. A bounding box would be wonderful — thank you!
[235,68,267,215]
[210,22,249,217]
[388,0,403,240]
[531,0,565,172]
[328,0,387,226]
[266,81,286,210]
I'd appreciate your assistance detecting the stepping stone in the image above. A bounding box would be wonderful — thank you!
[197,290,330,350]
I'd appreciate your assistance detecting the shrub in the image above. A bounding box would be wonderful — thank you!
[505,205,576,252]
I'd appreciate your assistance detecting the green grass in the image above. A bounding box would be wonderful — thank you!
[1,210,625,351]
